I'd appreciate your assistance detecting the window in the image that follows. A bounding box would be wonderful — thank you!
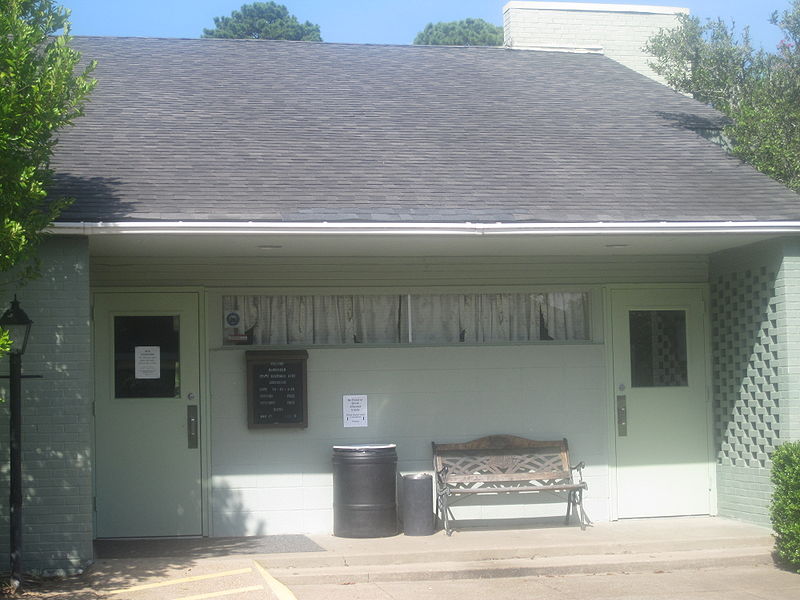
[114,315,180,398]
[223,292,589,346]
[629,310,688,387]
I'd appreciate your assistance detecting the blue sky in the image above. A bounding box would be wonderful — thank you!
[64,1,792,51]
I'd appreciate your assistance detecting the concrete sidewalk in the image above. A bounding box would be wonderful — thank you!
[263,516,777,583]
[15,517,800,600]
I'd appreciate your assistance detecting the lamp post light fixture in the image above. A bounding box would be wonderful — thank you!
[1,297,32,356]
[0,296,33,592]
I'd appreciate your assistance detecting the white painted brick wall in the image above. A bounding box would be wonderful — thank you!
[503,2,687,82]
[0,237,92,574]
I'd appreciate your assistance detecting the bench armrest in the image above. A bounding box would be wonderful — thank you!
[435,464,450,490]
[571,461,585,482]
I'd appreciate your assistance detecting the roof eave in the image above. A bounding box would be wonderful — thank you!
[50,221,800,236]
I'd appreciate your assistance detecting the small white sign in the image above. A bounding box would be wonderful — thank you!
[134,346,161,379]
[343,395,368,428]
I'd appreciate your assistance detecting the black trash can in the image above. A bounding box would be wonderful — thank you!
[332,444,398,537]
[402,473,435,536]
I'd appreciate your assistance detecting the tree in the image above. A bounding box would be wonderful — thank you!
[645,2,800,192]
[202,2,322,41]
[1,0,96,353]
[413,18,503,46]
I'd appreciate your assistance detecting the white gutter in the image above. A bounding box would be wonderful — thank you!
[51,221,800,236]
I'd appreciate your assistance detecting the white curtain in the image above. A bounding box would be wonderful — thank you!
[223,292,588,346]
[410,292,589,343]
[539,292,589,341]
[223,295,403,345]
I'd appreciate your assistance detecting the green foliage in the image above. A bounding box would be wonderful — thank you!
[1,0,95,358]
[1,0,96,281]
[202,2,322,41]
[645,2,800,192]
[413,18,503,46]
[771,441,800,570]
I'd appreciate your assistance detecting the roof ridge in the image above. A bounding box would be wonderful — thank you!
[69,35,514,51]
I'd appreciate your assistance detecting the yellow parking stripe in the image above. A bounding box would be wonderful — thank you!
[107,567,253,594]
[253,561,297,600]
[174,585,265,600]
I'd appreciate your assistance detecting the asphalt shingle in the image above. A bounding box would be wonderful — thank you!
[49,37,800,224]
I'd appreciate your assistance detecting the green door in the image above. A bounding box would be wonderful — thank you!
[94,292,202,537]
[611,288,712,518]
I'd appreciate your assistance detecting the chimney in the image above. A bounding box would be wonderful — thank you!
[503,2,689,82]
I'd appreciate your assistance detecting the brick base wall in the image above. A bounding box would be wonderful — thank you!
[0,237,93,574]
[716,465,773,526]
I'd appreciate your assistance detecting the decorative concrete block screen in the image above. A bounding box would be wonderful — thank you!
[712,267,779,469]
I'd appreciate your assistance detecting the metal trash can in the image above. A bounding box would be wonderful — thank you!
[401,473,435,536]
[332,444,398,537]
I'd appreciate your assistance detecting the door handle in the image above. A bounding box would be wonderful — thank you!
[187,405,198,449]
[616,395,627,437]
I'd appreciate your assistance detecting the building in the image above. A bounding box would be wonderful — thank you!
[2,2,798,574]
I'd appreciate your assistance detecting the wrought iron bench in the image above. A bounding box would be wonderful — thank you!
[432,435,589,535]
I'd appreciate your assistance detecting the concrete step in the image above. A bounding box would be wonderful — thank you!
[264,545,773,584]
[258,533,775,570]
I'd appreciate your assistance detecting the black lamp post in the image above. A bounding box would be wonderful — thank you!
[0,296,33,592]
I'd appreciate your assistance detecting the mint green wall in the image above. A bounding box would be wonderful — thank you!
[91,255,709,288]
[0,237,92,574]
[779,238,800,446]
[90,252,716,534]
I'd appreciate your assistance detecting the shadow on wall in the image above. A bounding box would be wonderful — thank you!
[212,481,267,538]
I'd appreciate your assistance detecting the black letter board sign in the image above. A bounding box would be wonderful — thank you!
[246,350,308,428]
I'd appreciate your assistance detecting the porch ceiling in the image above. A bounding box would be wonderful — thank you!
[75,230,779,258]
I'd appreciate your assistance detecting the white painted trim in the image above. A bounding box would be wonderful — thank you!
[503,1,689,15]
[701,286,719,517]
[198,288,212,535]
[510,44,604,54]
[605,283,713,520]
[52,221,800,236]
[91,288,212,536]
[602,285,618,521]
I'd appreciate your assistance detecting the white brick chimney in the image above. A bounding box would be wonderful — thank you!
[503,2,689,82]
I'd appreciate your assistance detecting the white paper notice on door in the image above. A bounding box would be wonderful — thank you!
[343,395,368,428]
[134,346,161,379]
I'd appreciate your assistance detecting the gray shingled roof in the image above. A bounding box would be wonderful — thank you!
[49,37,799,224]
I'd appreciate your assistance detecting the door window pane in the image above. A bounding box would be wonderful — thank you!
[114,316,180,398]
[629,310,688,387]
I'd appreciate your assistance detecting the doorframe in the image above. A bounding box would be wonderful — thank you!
[90,286,211,537]
[603,283,717,521]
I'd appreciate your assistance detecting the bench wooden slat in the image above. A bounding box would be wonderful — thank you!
[448,484,585,494]
[434,435,566,451]
[443,471,571,483]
